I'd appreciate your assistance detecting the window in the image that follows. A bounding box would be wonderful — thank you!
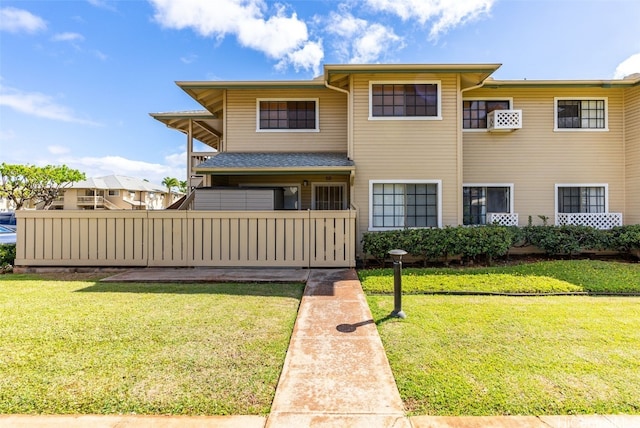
[463,185,513,225]
[369,181,441,229]
[555,98,607,130]
[557,185,606,213]
[257,99,318,131]
[108,190,120,196]
[312,183,347,210]
[463,99,511,129]
[369,82,441,119]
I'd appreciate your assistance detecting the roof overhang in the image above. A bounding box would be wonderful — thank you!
[150,111,221,150]
[324,63,502,90]
[176,81,328,116]
[193,152,355,176]
[481,77,640,89]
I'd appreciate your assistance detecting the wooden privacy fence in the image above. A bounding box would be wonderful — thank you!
[15,210,357,268]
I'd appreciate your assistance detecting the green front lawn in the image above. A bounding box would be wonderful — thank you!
[365,260,640,416]
[360,260,640,294]
[369,294,640,416]
[0,275,304,415]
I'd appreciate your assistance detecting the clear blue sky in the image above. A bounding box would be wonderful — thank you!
[1,0,639,184]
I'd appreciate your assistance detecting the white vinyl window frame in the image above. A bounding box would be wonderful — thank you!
[368,179,443,231]
[463,183,514,225]
[462,97,514,132]
[311,182,348,210]
[256,98,319,133]
[554,97,608,132]
[107,189,120,196]
[368,81,442,121]
[554,183,609,214]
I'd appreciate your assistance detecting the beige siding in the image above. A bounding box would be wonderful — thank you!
[351,73,462,251]
[463,87,626,225]
[225,88,347,152]
[625,85,640,224]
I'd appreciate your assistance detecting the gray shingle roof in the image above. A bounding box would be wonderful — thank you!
[196,152,354,169]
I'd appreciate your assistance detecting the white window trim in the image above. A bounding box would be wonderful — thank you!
[108,189,120,196]
[462,98,514,132]
[368,81,442,121]
[368,179,443,231]
[244,182,302,210]
[256,98,320,133]
[463,183,514,213]
[553,97,608,132]
[554,183,609,214]
[311,182,347,210]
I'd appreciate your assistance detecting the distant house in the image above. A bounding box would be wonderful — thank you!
[51,175,180,210]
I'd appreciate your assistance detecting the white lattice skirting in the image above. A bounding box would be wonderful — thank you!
[489,213,519,226]
[487,110,522,131]
[556,213,623,229]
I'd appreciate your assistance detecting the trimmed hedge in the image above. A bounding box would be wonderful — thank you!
[361,224,640,265]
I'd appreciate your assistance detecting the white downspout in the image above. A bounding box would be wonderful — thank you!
[458,79,489,224]
[326,76,361,263]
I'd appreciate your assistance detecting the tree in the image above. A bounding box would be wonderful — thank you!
[178,180,188,194]
[162,177,179,195]
[0,163,85,210]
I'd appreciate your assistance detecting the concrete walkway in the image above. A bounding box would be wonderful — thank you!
[266,269,409,428]
[2,267,639,427]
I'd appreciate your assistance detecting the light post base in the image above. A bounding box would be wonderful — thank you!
[390,310,407,319]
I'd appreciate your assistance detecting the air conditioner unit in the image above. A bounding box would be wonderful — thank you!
[487,109,522,132]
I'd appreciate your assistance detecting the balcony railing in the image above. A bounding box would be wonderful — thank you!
[487,110,522,132]
[489,213,519,226]
[556,212,622,229]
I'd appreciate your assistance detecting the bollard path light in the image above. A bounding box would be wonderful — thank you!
[388,249,407,319]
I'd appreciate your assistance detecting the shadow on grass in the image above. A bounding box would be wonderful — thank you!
[75,281,305,298]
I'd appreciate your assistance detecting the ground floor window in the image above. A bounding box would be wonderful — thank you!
[557,185,606,213]
[463,185,512,225]
[312,183,347,210]
[370,181,440,229]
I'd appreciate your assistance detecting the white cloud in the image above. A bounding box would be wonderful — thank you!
[180,53,198,64]
[165,151,187,167]
[0,85,101,126]
[365,0,494,40]
[87,0,118,12]
[48,145,70,155]
[277,40,324,74]
[0,7,47,34]
[52,32,85,43]
[614,53,640,79]
[149,0,321,73]
[326,11,402,63]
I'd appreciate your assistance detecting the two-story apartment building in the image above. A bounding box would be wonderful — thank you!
[151,63,640,260]
[53,175,178,210]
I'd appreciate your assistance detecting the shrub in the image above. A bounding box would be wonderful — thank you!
[0,243,16,273]
[361,225,517,265]
[361,224,640,265]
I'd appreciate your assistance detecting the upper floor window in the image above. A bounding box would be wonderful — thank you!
[463,99,511,129]
[369,82,441,120]
[257,99,318,132]
[556,185,606,213]
[555,98,607,131]
[369,180,441,230]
